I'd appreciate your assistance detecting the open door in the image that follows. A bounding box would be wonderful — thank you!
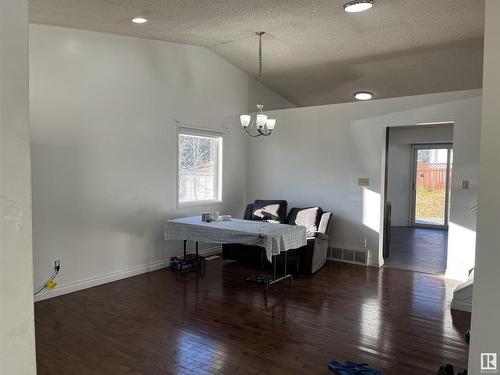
[410,144,453,228]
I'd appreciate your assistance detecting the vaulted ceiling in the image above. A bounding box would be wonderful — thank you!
[29,0,485,107]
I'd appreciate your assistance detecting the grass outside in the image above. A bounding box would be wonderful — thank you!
[415,188,445,224]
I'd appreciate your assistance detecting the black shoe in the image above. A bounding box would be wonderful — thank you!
[437,364,454,375]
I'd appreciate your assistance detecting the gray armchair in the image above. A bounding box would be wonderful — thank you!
[285,207,333,274]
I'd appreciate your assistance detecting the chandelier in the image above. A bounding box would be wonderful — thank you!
[240,32,276,137]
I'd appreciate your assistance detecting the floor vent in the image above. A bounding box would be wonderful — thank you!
[328,247,370,266]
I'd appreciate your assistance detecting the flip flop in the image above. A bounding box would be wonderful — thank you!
[328,360,385,375]
[328,360,353,375]
[346,362,384,375]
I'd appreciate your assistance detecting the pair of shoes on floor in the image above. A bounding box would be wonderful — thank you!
[437,364,467,375]
[245,274,272,284]
[328,360,384,375]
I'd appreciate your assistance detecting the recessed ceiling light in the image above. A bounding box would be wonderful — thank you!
[354,91,374,101]
[131,16,148,24]
[343,0,374,13]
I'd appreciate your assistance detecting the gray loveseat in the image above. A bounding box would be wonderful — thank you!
[222,200,333,274]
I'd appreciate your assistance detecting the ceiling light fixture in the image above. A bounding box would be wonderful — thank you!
[240,32,276,137]
[343,0,374,13]
[132,16,148,24]
[354,91,374,101]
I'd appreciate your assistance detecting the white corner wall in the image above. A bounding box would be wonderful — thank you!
[387,125,454,227]
[247,90,481,278]
[468,0,500,372]
[29,24,291,300]
[0,0,37,373]
[247,78,296,111]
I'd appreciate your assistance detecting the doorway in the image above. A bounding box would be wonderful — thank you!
[383,125,454,275]
[410,144,453,228]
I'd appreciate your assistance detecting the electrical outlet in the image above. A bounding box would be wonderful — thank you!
[461,180,470,189]
[358,177,369,187]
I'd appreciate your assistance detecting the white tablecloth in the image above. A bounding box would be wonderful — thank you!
[164,216,307,262]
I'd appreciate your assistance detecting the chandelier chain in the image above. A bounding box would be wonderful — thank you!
[240,31,274,137]
[258,33,262,79]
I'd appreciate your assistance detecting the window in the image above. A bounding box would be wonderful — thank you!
[178,127,222,205]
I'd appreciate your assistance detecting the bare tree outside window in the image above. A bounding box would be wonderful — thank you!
[178,131,221,204]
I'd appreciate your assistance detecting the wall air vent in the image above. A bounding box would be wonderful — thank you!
[328,247,370,266]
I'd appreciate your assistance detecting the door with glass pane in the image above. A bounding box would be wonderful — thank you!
[410,144,452,228]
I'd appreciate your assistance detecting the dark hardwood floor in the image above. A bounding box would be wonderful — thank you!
[385,227,448,274]
[35,259,470,375]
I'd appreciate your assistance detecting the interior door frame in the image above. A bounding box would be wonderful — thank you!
[409,143,453,229]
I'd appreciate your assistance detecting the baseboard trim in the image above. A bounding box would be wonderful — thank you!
[450,300,472,312]
[35,245,222,302]
[327,258,380,268]
[34,258,170,302]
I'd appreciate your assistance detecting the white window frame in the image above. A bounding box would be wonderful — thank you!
[176,125,223,208]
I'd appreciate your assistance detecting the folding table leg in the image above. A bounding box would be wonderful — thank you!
[177,240,205,273]
[265,253,293,301]
[284,251,292,287]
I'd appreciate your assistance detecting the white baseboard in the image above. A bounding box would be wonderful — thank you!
[326,256,381,268]
[450,299,472,312]
[35,245,221,302]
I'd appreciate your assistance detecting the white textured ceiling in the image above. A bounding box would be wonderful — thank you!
[29,0,485,107]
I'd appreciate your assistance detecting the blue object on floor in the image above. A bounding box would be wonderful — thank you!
[328,360,385,375]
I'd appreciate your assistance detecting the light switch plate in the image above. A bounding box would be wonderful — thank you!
[461,180,470,189]
[358,177,370,187]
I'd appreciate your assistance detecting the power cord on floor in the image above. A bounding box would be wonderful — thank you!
[34,260,61,296]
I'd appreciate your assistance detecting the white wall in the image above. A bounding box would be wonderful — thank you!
[0,0,37,373]
[247,89,481,279]
[469,0,500,372]
[248,78,296,112]
[29,24,291,300]
[387,125,454,227]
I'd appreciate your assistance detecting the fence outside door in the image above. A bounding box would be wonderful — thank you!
[410,144,453,228]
